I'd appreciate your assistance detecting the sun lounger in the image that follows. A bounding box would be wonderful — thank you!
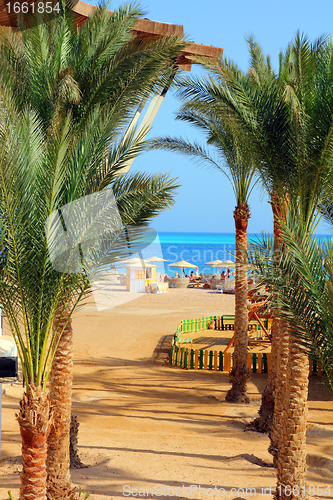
[222,280,235,294]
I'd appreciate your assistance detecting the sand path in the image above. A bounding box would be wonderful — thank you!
[1,288,333,499]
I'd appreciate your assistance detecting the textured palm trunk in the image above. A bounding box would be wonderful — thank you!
[46,314,77,500]
[245,321,278,432]
[274,336,309,500]
[269,320,290,465]
[17,385,52,500]
[225,202,250,403]
[268,194,290,464]
[247,193,287,432]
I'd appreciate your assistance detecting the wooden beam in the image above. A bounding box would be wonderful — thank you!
[0,1,223,70]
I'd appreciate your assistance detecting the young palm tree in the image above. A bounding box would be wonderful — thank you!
[150,85,257,402]
[0,5,184,499]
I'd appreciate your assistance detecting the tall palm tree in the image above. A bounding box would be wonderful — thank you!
[150,78,257,402]
[154,33,333,496]
[248,212,333,499]
[218,34,333,497]
[248,35,333,472]
[0,5,184,499]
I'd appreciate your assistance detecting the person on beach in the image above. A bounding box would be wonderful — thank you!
[221,271,226,280]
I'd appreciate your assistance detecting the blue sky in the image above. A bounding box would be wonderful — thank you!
[89,0,333,235]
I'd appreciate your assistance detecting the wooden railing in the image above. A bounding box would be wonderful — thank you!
[170,315,321,375]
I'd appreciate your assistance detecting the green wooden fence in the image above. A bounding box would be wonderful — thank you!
[170,315,320,375]
[170,344,271,373]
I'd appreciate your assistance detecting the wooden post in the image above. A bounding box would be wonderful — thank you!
[179,347,184,367]
[219,351,223,371]
[262,353,267,373]
[204,350,208,370]
[199,350,204,369]
[208,350,213,370]
[184,348,188,368]
[174,346,179,366]
[214,351,218,370]
[190,349,194,369]
[170,345,174,365]
[258,353,262,374]
[248,352,252,372]
[194,349,199,370]
[224,352,231,371]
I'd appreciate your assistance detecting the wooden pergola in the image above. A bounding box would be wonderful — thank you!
[0,1,223,69]
[70,1,223,71]
[0,0,223,172]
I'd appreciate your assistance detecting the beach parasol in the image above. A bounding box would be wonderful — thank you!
[215,260,236,268]
[144,256,169,276]
[118,257,146,266]
[144,256,169,263]
[204,259,225,266]
[204,259,226,274]
[214,260,236,279]
[167,260,198,277]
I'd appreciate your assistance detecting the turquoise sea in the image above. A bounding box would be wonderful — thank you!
[115,231,332,276]
[159,232,242,275]
[157,231,332,276]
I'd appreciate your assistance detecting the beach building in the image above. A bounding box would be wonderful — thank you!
[126,262,156,293]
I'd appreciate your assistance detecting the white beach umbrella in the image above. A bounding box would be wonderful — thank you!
[144,256,169,263]
[214,260,236,279]
[204,259,226,274]
[167,259,198,277]
[215,260,236,268]
[118,257,146,266]
[204,259,225,266]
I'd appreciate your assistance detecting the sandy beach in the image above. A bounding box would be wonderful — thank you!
[1,287,333,500]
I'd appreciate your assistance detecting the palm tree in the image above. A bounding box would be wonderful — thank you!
[248,212,333,499]
[222,34,333,497]
[150,77,257,402]
[254,34,333,472]
[154,33,333,496]
[0,5,184,499]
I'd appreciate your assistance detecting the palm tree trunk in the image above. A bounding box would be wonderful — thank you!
[46,314,77,500]
[269,320,290,465]
[17,385,52,500]
[275,336,309,500]
[247,193,287,431]
[245,321,278,432]
[226,202,250,403]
